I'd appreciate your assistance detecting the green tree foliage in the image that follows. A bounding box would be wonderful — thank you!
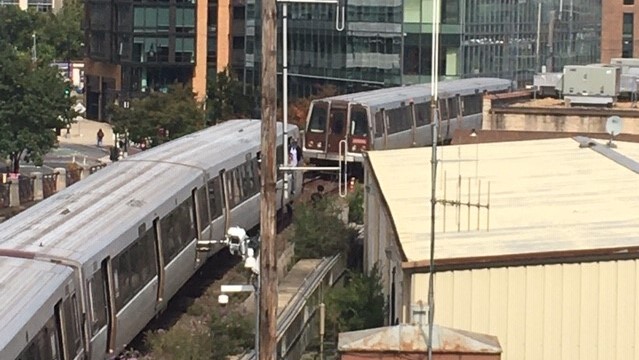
[110,85,206,147]
[0,3,84,62]
[0,43,74,172]
[347,183,364,224]
[145,310,254,360]
[206,68,253,125]
[325,264,387,338]
[292,198,354,259]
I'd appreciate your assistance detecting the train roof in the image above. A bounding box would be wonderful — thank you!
[0,257,71,355]
[318,78,514,109]
[0,120,295,266]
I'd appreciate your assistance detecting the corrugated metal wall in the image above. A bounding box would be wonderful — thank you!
[412,260,639,360]
[364,164,405,325]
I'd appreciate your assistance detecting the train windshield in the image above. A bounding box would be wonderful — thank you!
[350,105,368,137]
[308,101,328,133]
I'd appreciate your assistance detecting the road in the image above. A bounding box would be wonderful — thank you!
[18,143,109,176]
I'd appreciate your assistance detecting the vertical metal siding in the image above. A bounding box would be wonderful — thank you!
[411,260,639,360]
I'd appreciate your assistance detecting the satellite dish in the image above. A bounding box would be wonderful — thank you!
[606,116,623,137]
[605,116,623,148]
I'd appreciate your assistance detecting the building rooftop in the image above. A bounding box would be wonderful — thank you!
[365,137,639,270]
[338,323,502,354]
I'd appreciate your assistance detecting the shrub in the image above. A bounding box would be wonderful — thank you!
[145,326,211,360]
[292,198,351,259]
[324,263,386,339]
[209,310,255,359]
[347,183,364,224]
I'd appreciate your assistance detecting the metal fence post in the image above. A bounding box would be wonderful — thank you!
[33,172,44,201]
[9,181,20,207]
[55,168,67,192]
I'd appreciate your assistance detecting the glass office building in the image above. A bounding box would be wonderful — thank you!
[242,0,601,98]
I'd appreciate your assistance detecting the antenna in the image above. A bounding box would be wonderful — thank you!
[436,173,491,233]
[605,116,623,149]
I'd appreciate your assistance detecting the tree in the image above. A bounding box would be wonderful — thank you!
[110,85,206,147]
[325,264,386,338]
[278,83,338,129]
[206,68,253,125]
[0,3,84,63]
[0,43,74,173]
[291,198,354,259]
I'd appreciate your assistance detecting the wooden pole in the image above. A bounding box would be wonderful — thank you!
[259,0,278,357]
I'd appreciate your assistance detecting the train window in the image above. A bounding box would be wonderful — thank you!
[62,294,81,357]
[208,177,223,219]
[159,198,195,265]
[242,160,259,198]
[415,102,430,126]
[374,112,384,138]
[350,106,368,137]
[113,226,158,311]
[448,97,459,118]
[329,106,347,135]
[308,101,328,133]
[17,316,60,360]
[462,95,482,115]
[88,270,108,335]
[195,187,210,233]
[387,107,412,134]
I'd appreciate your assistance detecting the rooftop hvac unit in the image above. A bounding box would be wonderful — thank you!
[561,65,620,106]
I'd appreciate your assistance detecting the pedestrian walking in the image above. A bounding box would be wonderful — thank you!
[288,138,302,194]
[311,185,325,207]
[97,129,104,147]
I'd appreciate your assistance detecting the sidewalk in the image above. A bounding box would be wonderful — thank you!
[57,118,114,146]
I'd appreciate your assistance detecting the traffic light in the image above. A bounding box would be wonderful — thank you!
[64,86,71,98]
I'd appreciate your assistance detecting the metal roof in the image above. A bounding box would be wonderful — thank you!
[320,78,513,109]
[337,323,501,354]
[365,137,639,269]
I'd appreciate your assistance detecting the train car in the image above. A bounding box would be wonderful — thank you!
[0,120,301,360]
[303,78,515,172]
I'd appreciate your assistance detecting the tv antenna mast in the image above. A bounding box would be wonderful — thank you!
[605,116,623,148]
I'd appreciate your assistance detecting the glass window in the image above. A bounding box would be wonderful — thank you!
[158,8,169,30]
[208,177,223,219]
[176,37,195,62]
[329,106,347,135]
[176,8,195,32]
[196,187,210,234]
[160,199,195,264]
[415,102,430,126]
[88,271,108,335]
[308,101,328,133]
[350,105,369,137]
[374,111,385,138]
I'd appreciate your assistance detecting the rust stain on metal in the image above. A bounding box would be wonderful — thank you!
[338,324,502,355]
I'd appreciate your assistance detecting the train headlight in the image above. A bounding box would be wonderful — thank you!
[308,140,314,148]
[317,142,322,148]
[351,145,357,152]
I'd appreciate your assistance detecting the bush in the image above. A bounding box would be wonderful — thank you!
[324,263,386,338]
[145,309,254,360]
[292,198,351,259]
[347,183,364,224]
[209,310,255,359]
[145,326,211,360]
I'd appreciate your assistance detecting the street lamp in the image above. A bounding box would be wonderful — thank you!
[277,0,345,200]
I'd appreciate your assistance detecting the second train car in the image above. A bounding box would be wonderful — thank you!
[303,77,515,171]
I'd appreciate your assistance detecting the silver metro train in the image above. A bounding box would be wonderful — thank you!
[0,120,301,360]
[303,77,515,170]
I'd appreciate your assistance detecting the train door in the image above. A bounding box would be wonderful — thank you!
[55,291,83,360]
[152,218,165,304]
[103,258,117,355]
[347,103,370,154]
[304,101,329,153]
[327,101,348,154]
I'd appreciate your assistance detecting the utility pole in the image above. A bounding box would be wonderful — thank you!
[259,0,278,357]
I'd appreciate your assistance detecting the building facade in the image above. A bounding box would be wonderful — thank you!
[362,138,639,360]
[0,0,63,12]
[83,0,245,120]
[241,0,601,99]
[602,0,639,62]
